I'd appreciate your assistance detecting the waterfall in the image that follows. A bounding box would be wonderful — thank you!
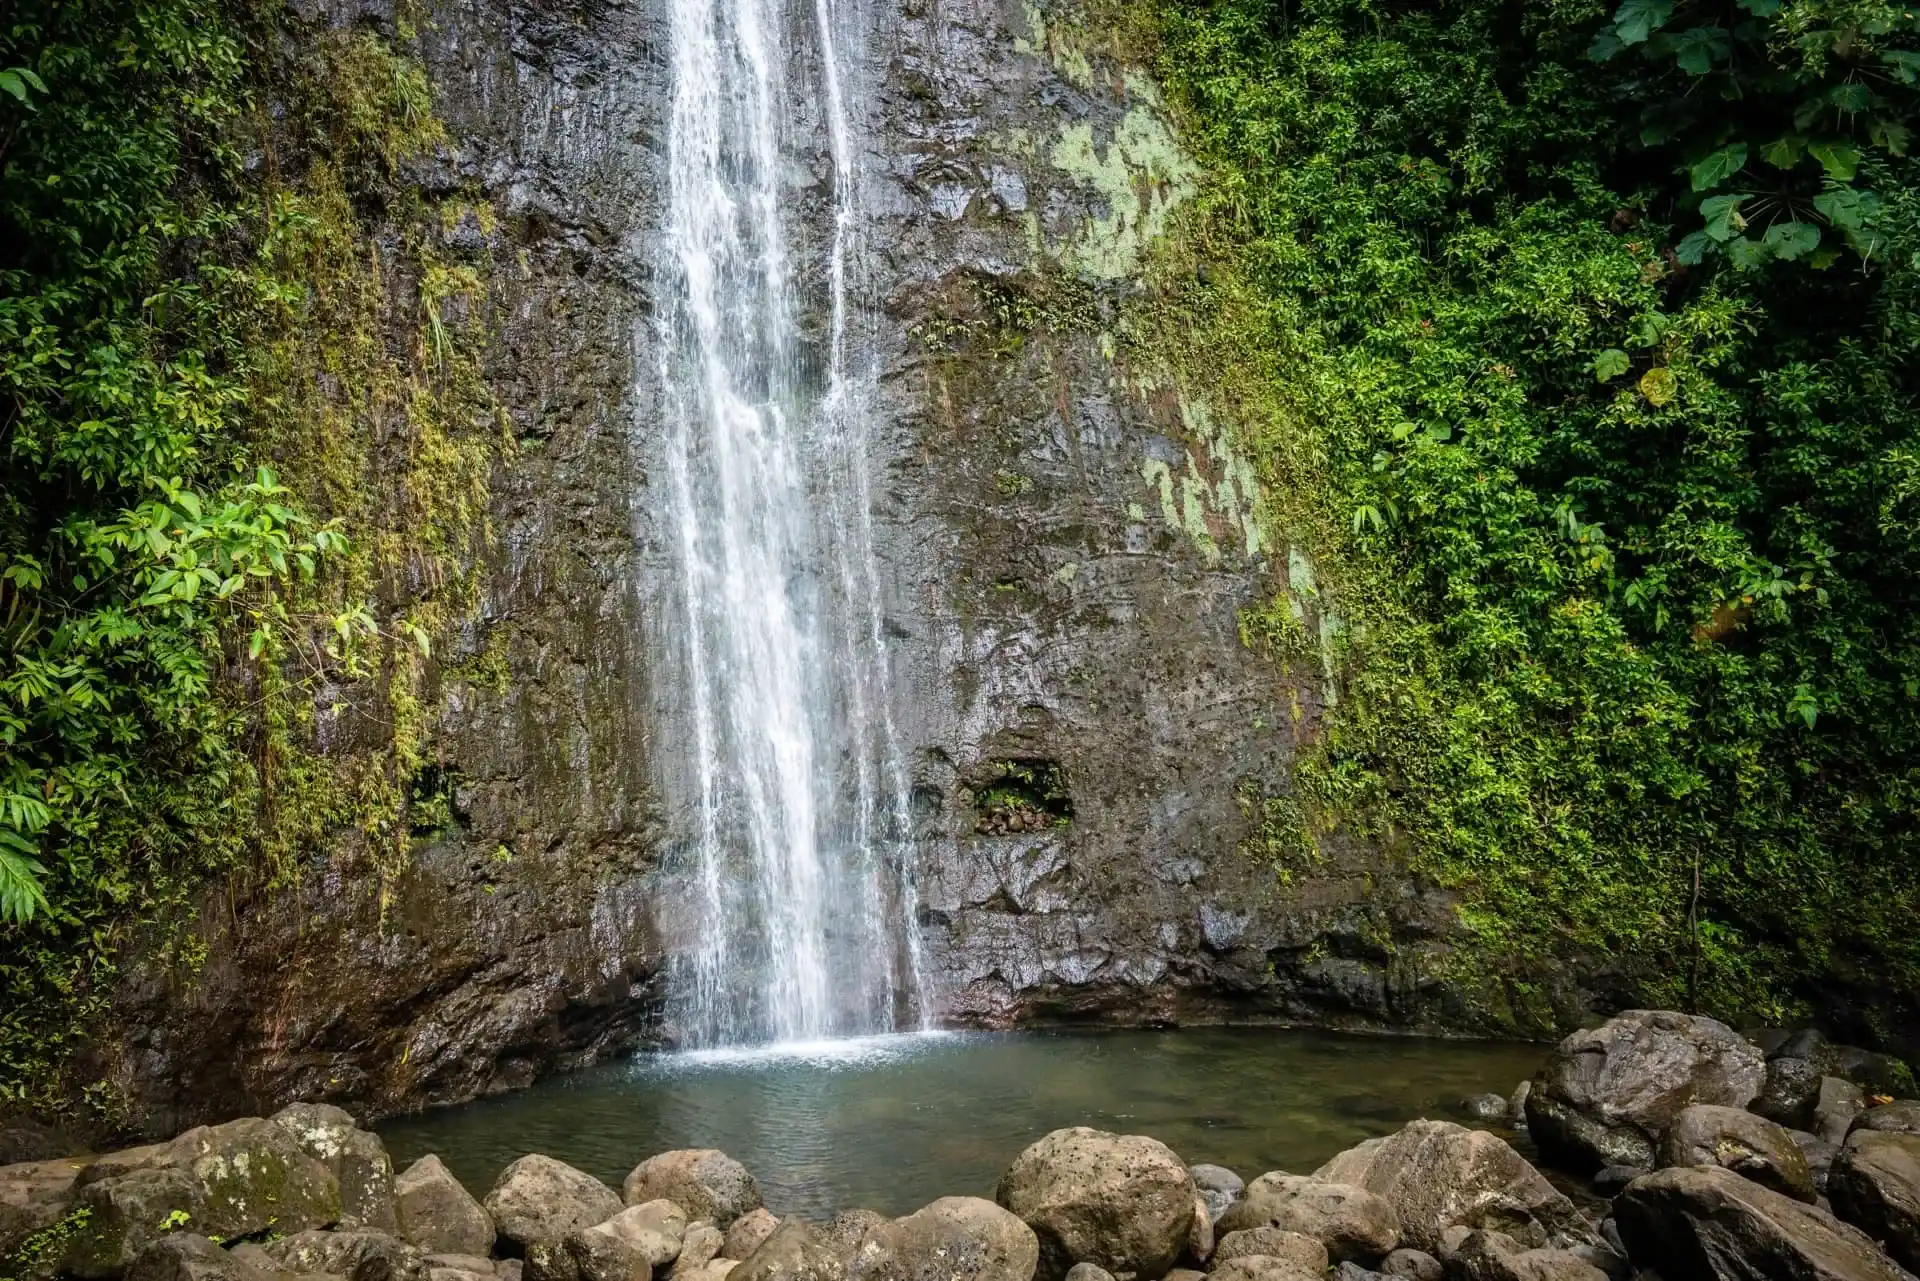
[651,0,927,1047]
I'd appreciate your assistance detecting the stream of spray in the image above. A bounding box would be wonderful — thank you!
[653,0,928,1046]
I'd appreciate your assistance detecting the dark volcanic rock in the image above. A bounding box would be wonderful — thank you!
[1614,1165,1909,1280]
[126,1234,276,1281]
[1662,1104,1815,1202]
[1525,1011,1764,1172]
[1828,1130,1920,1271]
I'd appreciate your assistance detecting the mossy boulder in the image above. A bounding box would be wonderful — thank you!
[64,1119,340,1278]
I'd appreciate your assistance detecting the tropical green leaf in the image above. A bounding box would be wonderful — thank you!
[1593,348,1631,381]
[1701,193,1749,241]
[1760,135,1806,168]
[1691,143,1748,190]
[1727,235,1773,269]
[1612,0,1674,44]
[1808,139,1861,180]
[1763,220,1821,260]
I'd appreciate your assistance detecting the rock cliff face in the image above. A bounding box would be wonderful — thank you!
[100,0,1491,1134]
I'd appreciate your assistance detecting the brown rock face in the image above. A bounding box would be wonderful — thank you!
[1313,1121,1574,1254]
[1615,1165,1910,1281]
[995,1128,1196,1281]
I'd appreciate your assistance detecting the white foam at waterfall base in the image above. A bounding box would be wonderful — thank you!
[648,0,927,1047]
[657,1031,960,1074]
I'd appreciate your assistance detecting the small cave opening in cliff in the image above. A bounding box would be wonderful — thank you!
[407,764,467,838]
[967,758,1073,836]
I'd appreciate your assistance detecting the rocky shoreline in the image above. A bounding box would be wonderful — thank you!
[5,1010,1920,1281]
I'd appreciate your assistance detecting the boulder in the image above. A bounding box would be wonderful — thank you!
[623,1154,760,1229]
[1211,1228,1326,1272]
[1204,1257,1320,1281]
[1,1156,86,1262]
[1832,1047,1910,1096]
[1188,1196,1212,1263]
[601,1201,689,1267]
[1661,1105,1815,1201]
[1525,1011,1764,1173]
[1853,1103,1920,1138]
[396,1156,495,1258]
[126,1234,277,1281]
[994,1128,1195,1280]
[1462,1096,1510,1123]
[1588,1167,1642,1197]
[1828,1130,1920,1270]
[845,1197,1038,1281]
[1614,1165,1910,1280]
[1446,1230,1606,1281]
[485,1156,622,1249]
[272,1104,398,1232]
[1314,1121,1574,1254]
[556,1225,651,1281]
[1755,1057,1826,1130]
[66,1121,341,1278]
[818,1213,885,1260]
[1508,1083,1532,1132]
[265,1230,430,1281]
[1190,1167,1243,1222]
[731,1221,844,1281]
[675,1225,726,1277]
[725,1210,781,1261]
[1379,1249,1442,1281]
[1214,1174,1398,1263]
[433,1264,498,1281]
[1063,1267,1113,1281]
[1819,1079,1870,1148]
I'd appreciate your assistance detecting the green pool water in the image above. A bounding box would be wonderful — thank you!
[379,1027,1546,1219]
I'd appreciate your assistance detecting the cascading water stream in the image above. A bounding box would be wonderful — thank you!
[651,0,928,1048]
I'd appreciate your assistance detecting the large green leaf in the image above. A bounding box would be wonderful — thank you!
[1808,139,1861,180]
[1763,220,1821,260]
[1701,192,1749,241]
[1691,143,1748,190]
[1612,0,1674,44]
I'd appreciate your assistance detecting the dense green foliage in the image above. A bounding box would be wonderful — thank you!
[1139,0,1920,1029]
[0,0,492,1111]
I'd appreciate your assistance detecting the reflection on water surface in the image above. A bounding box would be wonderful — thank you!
[379,1028,1546,1218]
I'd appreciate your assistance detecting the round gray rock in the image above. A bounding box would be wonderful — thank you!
[1205,1258,1320,1281]
[1212,1228,1326,1272]
[1525,1010,1765,1174]
[1190,1166,1244,1221]
[1216,1173,1399,1264]
[726,1209,782,1261]
[994,1127,1195,1280]
[485,1155,623,1249]
[846,1196,1038,1281]
[626,1153,762,1228]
